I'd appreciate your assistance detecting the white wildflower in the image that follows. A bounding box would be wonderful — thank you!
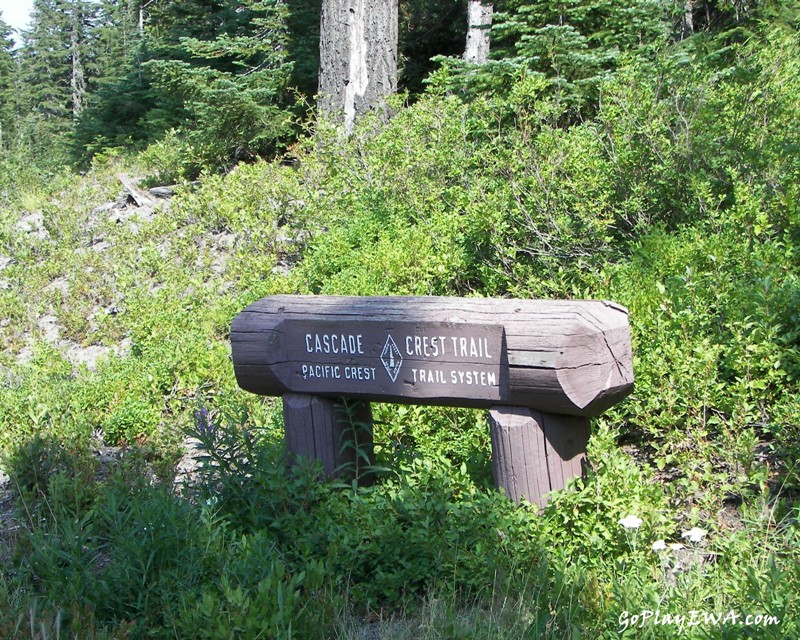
[618,515,643,530]
[669,543,685,551]
[652,539,667,552]
[681,527,707,543]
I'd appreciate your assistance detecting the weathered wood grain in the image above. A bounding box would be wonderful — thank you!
[231,295,633,416]
[489,406,589,507]
[282,393,375,483]
[118,174,154,208]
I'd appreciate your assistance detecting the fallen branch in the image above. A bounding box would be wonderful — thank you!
[118,174,154,208]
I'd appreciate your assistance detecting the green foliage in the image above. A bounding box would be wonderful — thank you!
[284,0,322,98]
[2,433,98,521]
[434,0,674,109]
[376,404,493,486]
[185,407,542,609]
[0,15,17,152]
[176,551,328,640]
[143,0,296,169]
[319,456,542,608]
[137,129,201,185]
[399,0,467,94]
[542,425,671,565]
[1,430,332,639]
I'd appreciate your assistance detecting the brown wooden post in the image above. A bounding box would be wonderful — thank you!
[489,406,589,507]
[282,393,375,484]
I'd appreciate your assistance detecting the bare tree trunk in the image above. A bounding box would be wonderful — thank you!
[318,0,398,132]
[681,0,694,40]
[70,22,85,119]
[464,0,493,64]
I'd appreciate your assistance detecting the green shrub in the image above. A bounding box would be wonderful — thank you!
[138,130,201,186]
[175,540,331,640]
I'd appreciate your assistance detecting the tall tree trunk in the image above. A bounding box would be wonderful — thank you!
[318,0,398,132]
[681,1,694,39]
[464,0,493,64]
[70,19,85,118]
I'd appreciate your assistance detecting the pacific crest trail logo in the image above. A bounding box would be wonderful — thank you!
[380,335,403,382]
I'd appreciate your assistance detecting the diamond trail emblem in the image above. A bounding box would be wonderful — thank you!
[381,335,403,382]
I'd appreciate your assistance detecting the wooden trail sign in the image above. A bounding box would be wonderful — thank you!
[232,295,632,416]
[231,295,634,506]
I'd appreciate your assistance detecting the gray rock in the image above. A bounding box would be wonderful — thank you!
[16,212,49,240]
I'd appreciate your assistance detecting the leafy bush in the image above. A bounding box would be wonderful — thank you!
[138,129,201,185]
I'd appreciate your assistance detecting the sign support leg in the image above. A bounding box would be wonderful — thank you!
[488,406,589,507]
[282,393,375,485]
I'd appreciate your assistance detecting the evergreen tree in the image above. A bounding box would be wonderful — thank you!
[285,0,322,99]
[0,14,17,151]
[18,0,99,144]
[430,0,675,109]
[93,0,140,85]
[143,0,296,167]
[400,0,467,94]
[491,0,672,105]
[72,0,183,159]
[144,0,257,67]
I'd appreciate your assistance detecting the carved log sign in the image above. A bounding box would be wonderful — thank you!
[231,295,634,416]
[231,295,634,506]
[281,320,503,402]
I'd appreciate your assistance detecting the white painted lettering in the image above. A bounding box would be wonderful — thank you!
[343,365,375,381]
[302,364,342,380]
[306,333,365,355]
[444,368,499,387]
[407,335,449,358]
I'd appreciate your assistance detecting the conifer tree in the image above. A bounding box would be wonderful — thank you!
[0,15,17,151]
[491,0,672,105]
[400,0,467,94]
[143,0,296,167]
[19,0,99,138]
[432,0,675,107]
[93,0,140,85]
[285,0,322,99]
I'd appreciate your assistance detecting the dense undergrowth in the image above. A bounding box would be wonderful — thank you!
[0,22,799,640]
